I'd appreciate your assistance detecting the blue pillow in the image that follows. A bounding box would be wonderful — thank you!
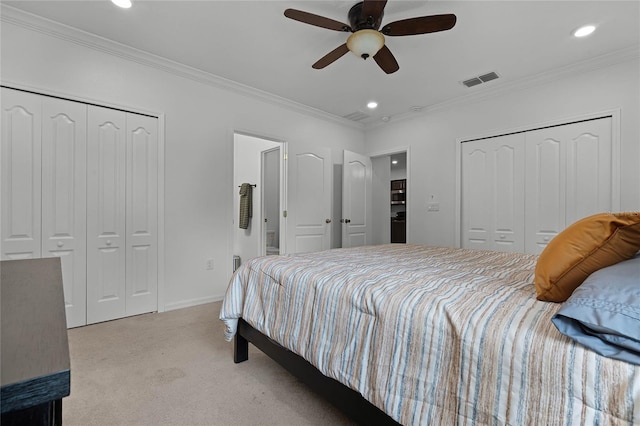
[552,253,640,365]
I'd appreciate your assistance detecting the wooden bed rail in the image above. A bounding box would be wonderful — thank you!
[233,318,400,426]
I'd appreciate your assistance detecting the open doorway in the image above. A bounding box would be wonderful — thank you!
[232,133,285,265]
[371,150,408,245]
[390,153,407,243]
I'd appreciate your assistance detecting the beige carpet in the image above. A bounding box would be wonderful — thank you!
[63,301,355,426]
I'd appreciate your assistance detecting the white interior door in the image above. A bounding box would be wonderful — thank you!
[87,106,127,324]
[42,97,87,328]
[125,113,158,317]
[342,150,372,248]
[1,88,42,260]
[287,147,332,253]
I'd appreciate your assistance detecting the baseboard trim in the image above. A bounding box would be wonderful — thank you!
[164,295,224,312]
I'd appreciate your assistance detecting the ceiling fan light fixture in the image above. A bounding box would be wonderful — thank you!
[347,29,385,60]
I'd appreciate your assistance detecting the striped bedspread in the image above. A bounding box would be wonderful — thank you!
[220,244,640,425]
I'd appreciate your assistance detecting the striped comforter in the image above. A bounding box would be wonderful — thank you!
[220,244,640,425]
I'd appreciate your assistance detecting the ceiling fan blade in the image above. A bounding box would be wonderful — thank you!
[373,45,399,74]
[382,14,457,36]
[361,0,387,22]
[312,44,350,69]
[284,9,352,32]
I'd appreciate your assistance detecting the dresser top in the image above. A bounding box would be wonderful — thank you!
[1,257,70,411]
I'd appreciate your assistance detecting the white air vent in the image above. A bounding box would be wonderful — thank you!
[462,71,500,88]
[343,111,370,121]
[479,72,499,83]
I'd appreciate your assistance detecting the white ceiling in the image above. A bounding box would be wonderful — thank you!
[4,1,640,125]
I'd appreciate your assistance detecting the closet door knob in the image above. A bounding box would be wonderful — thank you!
[106,240,112,246]
[499,235,505,239]
[325,219,331,223]
[57,241,64,247]
[345,219,351,223]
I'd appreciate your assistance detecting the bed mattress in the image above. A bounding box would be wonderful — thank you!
[220,244,639,425]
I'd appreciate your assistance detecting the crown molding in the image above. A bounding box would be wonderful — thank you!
[367,44,640,130]
[0,4,363,130]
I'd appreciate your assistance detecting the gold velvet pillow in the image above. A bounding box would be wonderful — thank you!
[535,212,640,302]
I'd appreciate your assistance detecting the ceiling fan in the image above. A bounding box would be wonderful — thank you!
[284,0,457,74]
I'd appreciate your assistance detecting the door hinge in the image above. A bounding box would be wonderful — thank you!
[283,210,288,218]
[283,153,288,160]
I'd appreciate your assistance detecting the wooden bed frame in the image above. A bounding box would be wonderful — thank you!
[234,318,400,425]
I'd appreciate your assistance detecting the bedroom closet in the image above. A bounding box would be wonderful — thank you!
[460,115,616,255]
[1,87,159,328]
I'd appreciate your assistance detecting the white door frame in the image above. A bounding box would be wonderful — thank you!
[455,109,621,248]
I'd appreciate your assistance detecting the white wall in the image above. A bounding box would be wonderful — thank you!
[0,12,365,310]
[365,58,640,248]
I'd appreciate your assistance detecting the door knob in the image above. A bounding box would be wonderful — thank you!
[325,219,331,223]
[57,241,64,247]
[106,240,112,246]
[345,219,351,223]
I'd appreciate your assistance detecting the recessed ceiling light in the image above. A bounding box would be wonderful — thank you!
[573,25,596,38]
[367,101,378,109]
[111,0,132,9]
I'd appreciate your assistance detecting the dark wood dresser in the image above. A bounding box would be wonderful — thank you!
[1,258,71,425]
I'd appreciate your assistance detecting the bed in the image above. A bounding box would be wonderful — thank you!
[220,244,639,425]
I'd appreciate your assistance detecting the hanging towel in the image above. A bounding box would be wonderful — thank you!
[239,183,253,229]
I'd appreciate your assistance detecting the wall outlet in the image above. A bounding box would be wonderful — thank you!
[205,259,214,270]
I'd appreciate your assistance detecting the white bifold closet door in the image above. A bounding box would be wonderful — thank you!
[42,97,88,327]
[461,116,613,255]
[461,134,525,252]
[1,89,43,260]
[87,106,158,325]
[524,118,612,254]
[1,89,87,327]
[2,88,158,327]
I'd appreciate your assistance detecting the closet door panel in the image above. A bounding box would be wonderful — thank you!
[491,136,525,252]
[461,142,492,250]
[42,97,87,328]
[87,106,126,324]
[126,113,158,316]
[565,118,612,224]
[1,89,42,259]
[525,133,565,254]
